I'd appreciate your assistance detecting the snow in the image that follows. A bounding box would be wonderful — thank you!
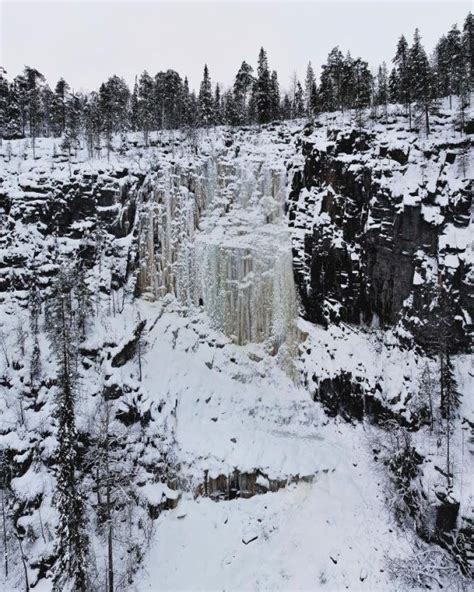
[137,475,410,592]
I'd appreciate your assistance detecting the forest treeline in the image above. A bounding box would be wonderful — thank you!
[0,12,472,154]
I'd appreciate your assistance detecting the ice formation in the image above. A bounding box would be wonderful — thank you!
[137,149,298,349]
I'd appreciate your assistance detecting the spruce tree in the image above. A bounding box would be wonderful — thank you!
[341,51,355,111]
[13,72,29,137]
[376,62,389,118]
[437,284,461,490]
[182,76,193,126]
[304,61,317,117]
[137,71,154,144]
[0,67,8,143]
[130,76,139,132]
[99,75,130,155]
[445,25,464,107]
[408,29,433,134]
[434,35,450,100]
[40,84,54,137]
[255,47,272,124]
[24,66,45,156]
[214,83,222,125]
[223,89,238,126]
[29,283,42,388]
[462,12,473,91]
[352,58,372,108]
[280,93,292,120]
[47,268,89,592]
[319,47,344,111]
[393,35,411,125]
[293,80,305,118]
[155,70,183,129]
[388,67,399,103]
[61,92,81,155]
[233,61,254,124]
[198,64,214,126]
[6,82,21,139]
[83,92,101,158]
[51,78,69,137]
[269,70,280,121]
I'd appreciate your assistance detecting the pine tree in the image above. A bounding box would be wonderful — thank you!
[408,29,433,135]
[198,64,214,126]
[255,47,272,124]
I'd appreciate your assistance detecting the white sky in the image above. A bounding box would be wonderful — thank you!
[0,0,470,93]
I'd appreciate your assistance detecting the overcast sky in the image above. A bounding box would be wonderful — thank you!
[1,0,470,93]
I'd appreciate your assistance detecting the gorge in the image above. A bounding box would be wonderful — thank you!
[0,103,472,590]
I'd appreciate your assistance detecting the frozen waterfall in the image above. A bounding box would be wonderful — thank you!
[137,147,298,351]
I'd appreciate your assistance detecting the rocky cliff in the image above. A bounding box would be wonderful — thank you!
[287,112,472,353]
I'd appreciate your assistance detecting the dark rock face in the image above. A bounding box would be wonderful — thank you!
[197,469,314,501]
[288,128,472,351]
[111,320,147,368]
[313,371,413,427]
[435,492,460,532]
[0,166,145,298]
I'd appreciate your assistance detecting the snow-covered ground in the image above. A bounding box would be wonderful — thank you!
[137,473,407,592]
[126,303,414,592]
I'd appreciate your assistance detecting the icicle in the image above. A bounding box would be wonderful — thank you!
[136,144,299,363]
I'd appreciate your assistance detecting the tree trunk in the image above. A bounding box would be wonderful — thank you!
[439,352,445,415]
[105,402,114,592]
[1,489,8,578]
[16,535,29,592]
[107,517,113,592]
